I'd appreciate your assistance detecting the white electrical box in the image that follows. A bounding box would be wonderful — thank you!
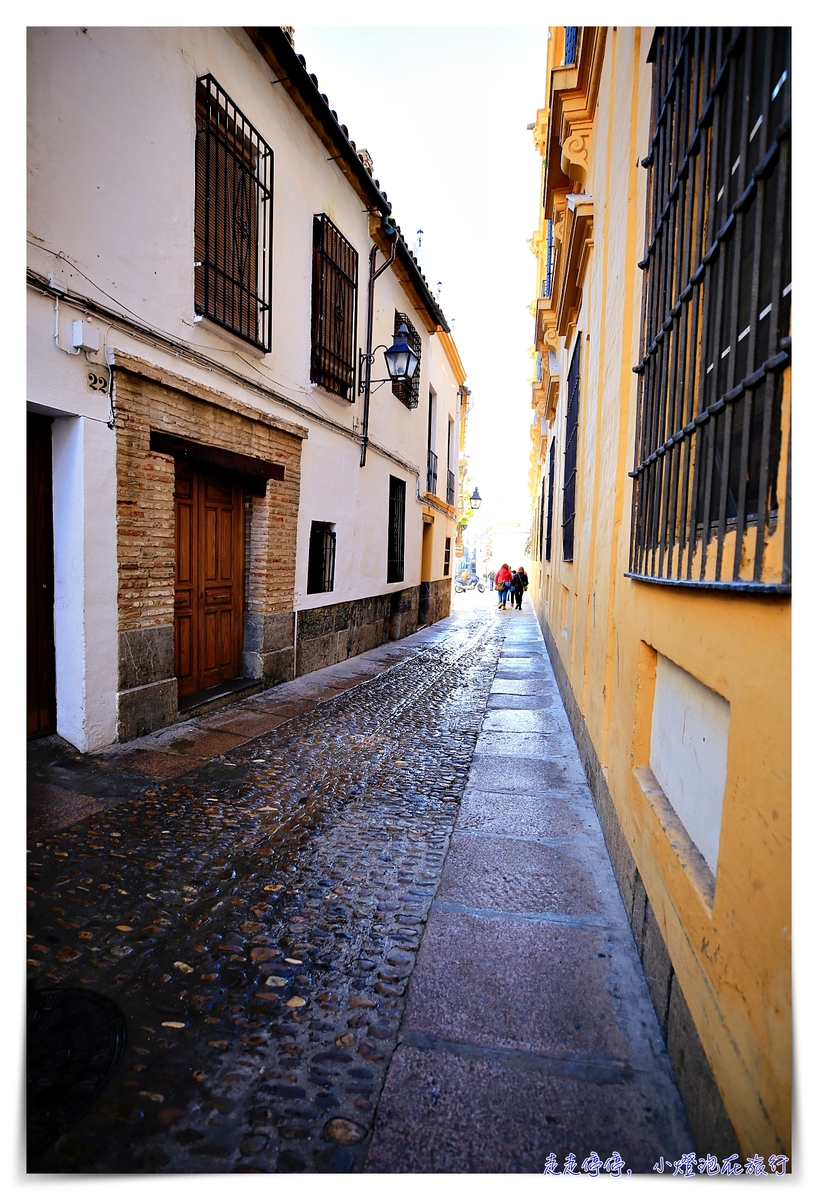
[72,320,100,352]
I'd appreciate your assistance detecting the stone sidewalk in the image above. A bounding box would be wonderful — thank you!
[366,606,693,1173]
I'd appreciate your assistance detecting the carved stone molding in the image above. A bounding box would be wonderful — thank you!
[560,120,593,189]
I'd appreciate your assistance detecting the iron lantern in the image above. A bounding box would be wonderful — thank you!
[383,323,419,383]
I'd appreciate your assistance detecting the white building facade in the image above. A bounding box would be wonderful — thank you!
[27,26,465,752]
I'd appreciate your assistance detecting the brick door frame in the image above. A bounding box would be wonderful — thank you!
[112,360,305,742]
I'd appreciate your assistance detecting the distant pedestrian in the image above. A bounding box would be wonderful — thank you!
[488,569,496,592]
[494,563,513,609]
[512,566,529,610]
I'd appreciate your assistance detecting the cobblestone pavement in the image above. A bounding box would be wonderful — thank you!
[27,603,504,1172]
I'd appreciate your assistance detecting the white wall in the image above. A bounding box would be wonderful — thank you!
[51,416,119,751]
[650,652,731,875]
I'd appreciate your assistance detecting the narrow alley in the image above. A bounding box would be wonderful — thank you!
[27,596,692,1173]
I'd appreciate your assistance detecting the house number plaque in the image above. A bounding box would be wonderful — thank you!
[86,369,110,393]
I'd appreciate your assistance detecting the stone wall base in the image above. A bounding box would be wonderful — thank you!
[118,678,177,742]
[426,577,452,626]
[243,611,295,687]
[296,585,431,677]
[538,613,740,1159]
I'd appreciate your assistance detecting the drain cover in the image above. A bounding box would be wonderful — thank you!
[27,985,127,1158]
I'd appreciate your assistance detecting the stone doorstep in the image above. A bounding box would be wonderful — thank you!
[176,677,264,720]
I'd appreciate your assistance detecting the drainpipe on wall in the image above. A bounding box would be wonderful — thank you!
[359,222,398,468]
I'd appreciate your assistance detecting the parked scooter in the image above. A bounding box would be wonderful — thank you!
[454,576,485,594]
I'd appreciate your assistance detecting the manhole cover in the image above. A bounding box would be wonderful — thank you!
[27,985,127,1158]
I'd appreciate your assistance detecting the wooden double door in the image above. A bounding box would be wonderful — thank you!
[174,463,245,697]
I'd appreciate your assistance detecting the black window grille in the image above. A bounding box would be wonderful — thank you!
[387,476,406,583]
[446,470,456,507]
[630,28,791,593]
[562,338,581,562]
[392,312,422,409]
[444,536,451,576]
[195,75,273,351]
[536,476,545,561]
[426,449,438,495]
[307,522,336,594]
[311,214,359,400]
[545,437,556,562]
[544,219,555,298]
[564,27,579,65]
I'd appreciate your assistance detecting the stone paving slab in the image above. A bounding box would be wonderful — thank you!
[482,711,565,736]
[366,1041,688,1174]
[490,678,553,695]
[115,750,206,780]
[28,782,108,840]
[486,692,555,710]
[456,792,589,840]
[399,910,628,1059]
[436,831,602,916]
[472,730,576,760]
[467,754,575,795]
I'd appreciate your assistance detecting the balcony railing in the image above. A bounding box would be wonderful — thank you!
[426,448,438,495]
[446,469,456,506]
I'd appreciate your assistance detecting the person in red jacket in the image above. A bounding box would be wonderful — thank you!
[494,563,513,609]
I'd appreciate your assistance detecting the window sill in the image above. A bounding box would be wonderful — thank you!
[632,765,715,912]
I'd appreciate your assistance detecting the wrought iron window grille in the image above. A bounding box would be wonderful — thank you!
[545,438,556,562]
[629,27,791,593]
[311,214,359,400]
[391,312,422,409]
[426,449,438,496]
[387,476,406,583]
[564,27,579,65]
[306,522,336,594]
[444,536,452,576]
[194,75,274,351]
[544,219,555,299]
[562,338,581,562]
[446,469,456,507]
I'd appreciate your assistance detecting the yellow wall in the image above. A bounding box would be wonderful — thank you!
[528,26,790,1158]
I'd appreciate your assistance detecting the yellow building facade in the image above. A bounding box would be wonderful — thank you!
[528,27,790,1160]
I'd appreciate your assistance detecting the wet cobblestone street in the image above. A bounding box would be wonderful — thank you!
[27,605,504,1173]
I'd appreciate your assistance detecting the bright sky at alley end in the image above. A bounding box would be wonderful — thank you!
[292,25,548,533]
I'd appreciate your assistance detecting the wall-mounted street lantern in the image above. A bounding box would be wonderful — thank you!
[469,487,482,511]
[359,323,419,393]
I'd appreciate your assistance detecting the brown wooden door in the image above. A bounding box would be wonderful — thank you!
[27,414,56,737]
[174,463,244,696]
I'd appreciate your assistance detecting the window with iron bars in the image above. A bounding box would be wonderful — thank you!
[444,537,451,577]
[307,522,336,594]
[562,339,581,562]
[629,28,791,593]
[544,219,555,298]
[392,312,422,409]
[564,27,579,65]
[311,215,359,400]
[194,75,273,351]
[535,475,545,561]
[545,437,556,562]
[387,476,406,583]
